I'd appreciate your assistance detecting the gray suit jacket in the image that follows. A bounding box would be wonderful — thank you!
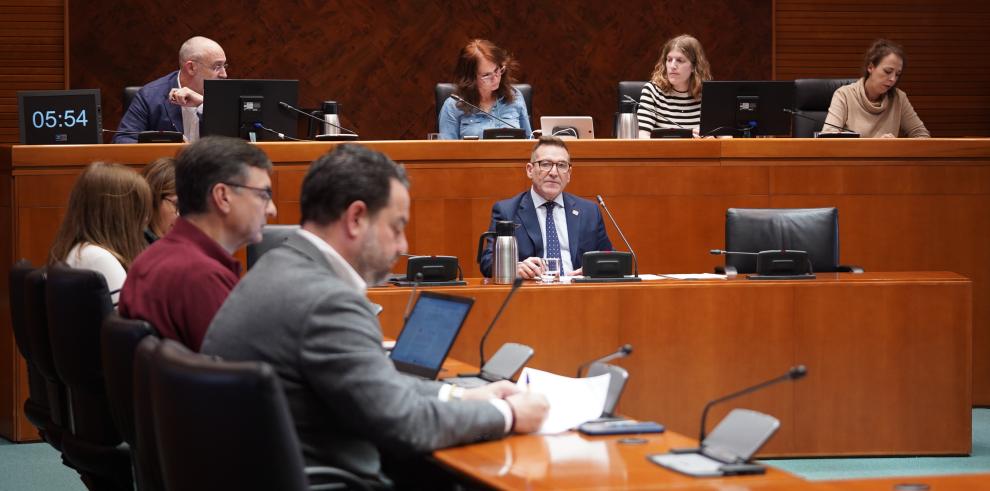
[201,233,505,482]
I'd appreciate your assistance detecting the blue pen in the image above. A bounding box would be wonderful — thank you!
[526,373,531,391]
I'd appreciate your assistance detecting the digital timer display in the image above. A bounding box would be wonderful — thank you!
[18,89,102,145]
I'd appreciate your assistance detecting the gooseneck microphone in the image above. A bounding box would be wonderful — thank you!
[783,108,857,134]
[479,277,524,367]
[698,365,807,442]
[597,195,639,277]
[278,101,358,136]
[401,272,424,326]
[624,94,685,129]
[710,249,758,256]
[576,344,633,377]
[251,122,304,141]
[450,94,519,129]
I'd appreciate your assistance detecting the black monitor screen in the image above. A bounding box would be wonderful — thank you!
[201,79,298,142]
[699,81,795,137]
[18,89,103,145]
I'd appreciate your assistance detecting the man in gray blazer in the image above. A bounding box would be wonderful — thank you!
[202,144,548,487]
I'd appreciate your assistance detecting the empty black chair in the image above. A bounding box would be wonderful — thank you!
[101,312,158,490]
[8,260,51,437]
[150,339,370,491]
[247,224,300,269]
[792,78,857,137]
[46,264,132,490]
[434,82,533,132]
[132,336,165,491]
[23,267,71,453]
[718,207,863,275]
[123,86,142,113]
[614,81,648,137]
[588,362,629,418]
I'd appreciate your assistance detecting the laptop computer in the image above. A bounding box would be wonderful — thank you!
[443,342,534,388]
[389,292,474,379]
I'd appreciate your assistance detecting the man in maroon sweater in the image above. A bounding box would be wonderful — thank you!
[120,136,277,350]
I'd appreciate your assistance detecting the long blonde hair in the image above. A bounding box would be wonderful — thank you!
[649,34,712,99]
[49,162,153,269]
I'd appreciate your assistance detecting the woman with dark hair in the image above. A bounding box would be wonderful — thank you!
[637,34,712,138]
[142,157,178,243]
[49,162,152,304]
[438,39,532,140]
[821,39,929,138]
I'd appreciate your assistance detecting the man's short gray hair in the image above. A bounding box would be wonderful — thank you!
[178,36,221,65]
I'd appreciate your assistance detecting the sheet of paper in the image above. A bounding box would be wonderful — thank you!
[516,367,610,434]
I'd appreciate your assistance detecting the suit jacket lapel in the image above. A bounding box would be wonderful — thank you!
[283,233,335,273]
[517,193,543,256]
[166,72,184,133]
[563,193,581,266]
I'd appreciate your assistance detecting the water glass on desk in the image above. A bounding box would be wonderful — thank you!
[541,257,560,283]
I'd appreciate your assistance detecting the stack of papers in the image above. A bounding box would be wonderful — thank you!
[516,367,610,434]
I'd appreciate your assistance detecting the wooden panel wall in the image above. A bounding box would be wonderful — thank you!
[68,0,771,141]
[774,0,990,137]
[0,0,66,143]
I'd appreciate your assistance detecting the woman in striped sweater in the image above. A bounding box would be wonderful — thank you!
[637,34,712,138]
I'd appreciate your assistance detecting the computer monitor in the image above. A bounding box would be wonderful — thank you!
[540,116,594,139]
[201,79,299,142]
[699,81,795,138]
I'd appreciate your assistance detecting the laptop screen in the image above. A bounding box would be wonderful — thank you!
[390,292,474,379]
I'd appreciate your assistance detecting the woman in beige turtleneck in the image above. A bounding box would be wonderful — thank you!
[821,39,929,138]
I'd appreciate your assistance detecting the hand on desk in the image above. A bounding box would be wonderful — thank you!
[517,257,544,280]
[168,87,204,107]
[462,380,518,401]
[506,392,550,433]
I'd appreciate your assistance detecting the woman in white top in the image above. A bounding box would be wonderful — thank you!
[638,34,712,138]
[49,162,153,305]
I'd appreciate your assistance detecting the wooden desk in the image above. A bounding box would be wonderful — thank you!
[370,272,971,457]
[1,139,987,442]
[433,429,805,490]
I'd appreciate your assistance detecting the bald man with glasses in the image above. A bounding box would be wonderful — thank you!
[113,36,228,143]
[478,136,613,279]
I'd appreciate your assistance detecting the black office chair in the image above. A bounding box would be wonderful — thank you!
[247,224,300,269]
[717,207,863,275]
[792,78,857,137]
[100,312,158,490]
[8,260,51,437]
[46,264,132,491]
[23,267,72,454]
[132,336,165,491]
[434,83,533,132]
[150,339,371,491]
[587,362,629,418]
[614,81,647,137]
[123,86,142,113]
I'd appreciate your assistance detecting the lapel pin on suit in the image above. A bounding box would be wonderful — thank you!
[572,209,580,216]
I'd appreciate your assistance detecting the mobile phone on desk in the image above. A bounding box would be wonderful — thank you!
[578,420,664,436]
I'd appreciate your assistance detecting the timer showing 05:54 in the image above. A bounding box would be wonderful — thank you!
[31,109,89,129]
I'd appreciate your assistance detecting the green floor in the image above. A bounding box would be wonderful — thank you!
[3,410,990,489]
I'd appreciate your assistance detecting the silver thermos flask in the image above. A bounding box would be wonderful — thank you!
[321,101,340,136]
[477,220,518,284]
[617,99,638,139]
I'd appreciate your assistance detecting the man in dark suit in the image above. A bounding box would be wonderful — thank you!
[479,136,613,279]
[112,36,227,143]
[202,144,548,487]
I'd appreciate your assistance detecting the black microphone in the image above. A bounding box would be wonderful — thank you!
[576,344,633,377]
[783,108,857,134]
[698,365,807,442]
[710,249,758,256]
[401,272,424,326]
[596,195,639,277]
[450,94,519,129]
[278,101,358,136]
[479,277,524,367]
[625,94,685,129]
[251,122,304,141]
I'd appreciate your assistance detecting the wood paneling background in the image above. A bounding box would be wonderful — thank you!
[0,0,66,143]
[774,0,990,137]
[67,0,771,141]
